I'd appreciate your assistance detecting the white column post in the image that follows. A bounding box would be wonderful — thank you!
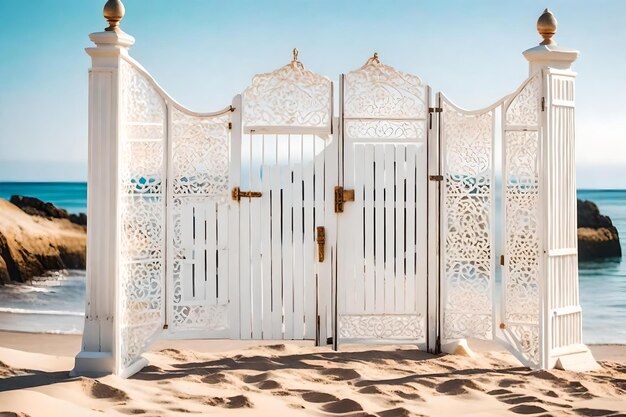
[72,0,134,377]
[524,9,598,371]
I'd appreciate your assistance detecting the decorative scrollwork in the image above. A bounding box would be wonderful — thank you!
[243,61,332,131]
[441,99,494,341]
[505,74,541,127]
[344,119,425,140]
[338,314,425,340]
[344,58,428,120]
[118,59,166,370]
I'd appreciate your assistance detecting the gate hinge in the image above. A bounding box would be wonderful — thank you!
[228,122,233,129]
[429,107,443,113]
[163,323,169,330]
[541,97,545,112]
[500,255,505,266]
[334,186,355,213]
[429,175,443,181]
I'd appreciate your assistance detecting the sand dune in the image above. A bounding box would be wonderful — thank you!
[0,334,626,416]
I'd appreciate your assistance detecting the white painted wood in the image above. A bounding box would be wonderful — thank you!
[363,145,375,314]
[281,154,294,339]
[314,133,328,343]
[271,158,284,339]
[353,144,366,312]
[206,201,217,305]
[303,135,316,339]
[384,144,395,312]
[395,145,407,313]
[292,135,305,339]
[217,202,229,306]
[228,96,242,336]
[374,144,385,314]
[405,145,417,315]
[260,154,272,339]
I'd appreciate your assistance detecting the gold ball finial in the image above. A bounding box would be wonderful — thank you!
[103,0,125,32]
[537,8,557,46]
[292,48,299,62]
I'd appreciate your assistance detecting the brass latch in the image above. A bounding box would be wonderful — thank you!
[334,186,355,213]
[429,175,443,181]
[231,186,262,201]
[316,226,325,262]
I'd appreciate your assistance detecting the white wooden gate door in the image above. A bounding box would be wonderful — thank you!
[336,56,430,348]
[235,54,335,342]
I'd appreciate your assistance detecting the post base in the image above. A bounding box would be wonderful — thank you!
[70,351,114,377]
[441,339,476,357]
[553,344,601,372]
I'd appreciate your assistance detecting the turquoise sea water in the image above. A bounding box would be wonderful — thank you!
[0,183,624,343]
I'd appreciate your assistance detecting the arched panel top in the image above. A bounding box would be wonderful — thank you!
[242,51,332,133]
[343,54,428,120]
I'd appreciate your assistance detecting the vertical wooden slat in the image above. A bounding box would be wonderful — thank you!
[181,203,194,301]
[239,133,252,339]
[250,134,263,338]
[405,145,417,313]
[374,144,385,313]
[343,139,356,312]
[271,158,283,339]
[261,160,273,339]
[205,201,217,305]
[217,202,229,305]
[282,154,294,339]
[314,134,328,342]
[395,145,407,313]
[364,144,375,313]
[303,135,316,339]
[353,144,366,312]
[292,135,305,339]
[384,144,395,312]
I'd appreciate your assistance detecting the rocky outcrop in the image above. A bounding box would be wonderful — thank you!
[577,199,622,261]
[0,198,86,284]
[9,195,87,226]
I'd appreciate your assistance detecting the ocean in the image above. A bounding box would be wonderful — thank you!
[0,183,624,344]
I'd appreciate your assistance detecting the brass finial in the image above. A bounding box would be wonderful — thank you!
[103,0,125,32]
[290,48,304,69]
[537,8,557,46]
[365,51,381,66]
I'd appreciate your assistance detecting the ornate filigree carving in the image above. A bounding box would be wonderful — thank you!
[118,60,166,370]
[344,59,427,120]
[441,100,494,341]
[505,74,541,127]
[243,62,331,131]
[344,119,425,140]
[338,314,425,340]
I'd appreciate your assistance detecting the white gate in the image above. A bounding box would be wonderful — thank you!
[336,55,430,348]
[234,53,336,343]
[81,6,593,378]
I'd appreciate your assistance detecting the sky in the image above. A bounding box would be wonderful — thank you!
[0,0,625,188]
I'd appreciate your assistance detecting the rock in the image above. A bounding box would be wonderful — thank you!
[0,199,86,284]
[577,199,622,261]
[9,195,87,226]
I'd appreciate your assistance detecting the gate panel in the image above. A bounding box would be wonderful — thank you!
[238,54,334,341]
[166,105,232,338]
[439,95,496,342]
[500,74,543,367]
[337,56,429,346]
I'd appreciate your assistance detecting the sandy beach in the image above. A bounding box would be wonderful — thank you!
[0,332,625,416]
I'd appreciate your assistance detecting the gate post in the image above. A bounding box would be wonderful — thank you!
[523,9,598,371]
[72,1,134,376]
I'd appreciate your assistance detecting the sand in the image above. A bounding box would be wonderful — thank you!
[0,332,626,416]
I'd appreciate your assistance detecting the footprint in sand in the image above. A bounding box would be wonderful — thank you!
[573,409,617,416]
[117,408,147,415]
[359,386,384,395]
[435,378,481,395]
[301,391,339,403]
[257,380,281,390]
[377,408,412,417]
[508,405,547,415]
[243,371,271,383]
[81,379,129,401]
[320,368,361,381]
[204,395,253,409]
[499,378,526,388]
[201,372,227,384]
[393,390,422,401]
[321,398,363,414]
[487,389,512,396]
[0,413,32,417]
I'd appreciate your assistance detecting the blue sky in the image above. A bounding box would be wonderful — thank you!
[0,0,625,187]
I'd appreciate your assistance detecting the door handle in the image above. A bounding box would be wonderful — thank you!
[231,186,262,201]
[316,226,325,262]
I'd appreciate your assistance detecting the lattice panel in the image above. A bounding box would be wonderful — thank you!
[169,108,231,332]
[441,98,494,341]
[502,74,542,367]
[242,61,332,131]
[343,57,428,120]
[338,315,425,340]
[118,59,166,370]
